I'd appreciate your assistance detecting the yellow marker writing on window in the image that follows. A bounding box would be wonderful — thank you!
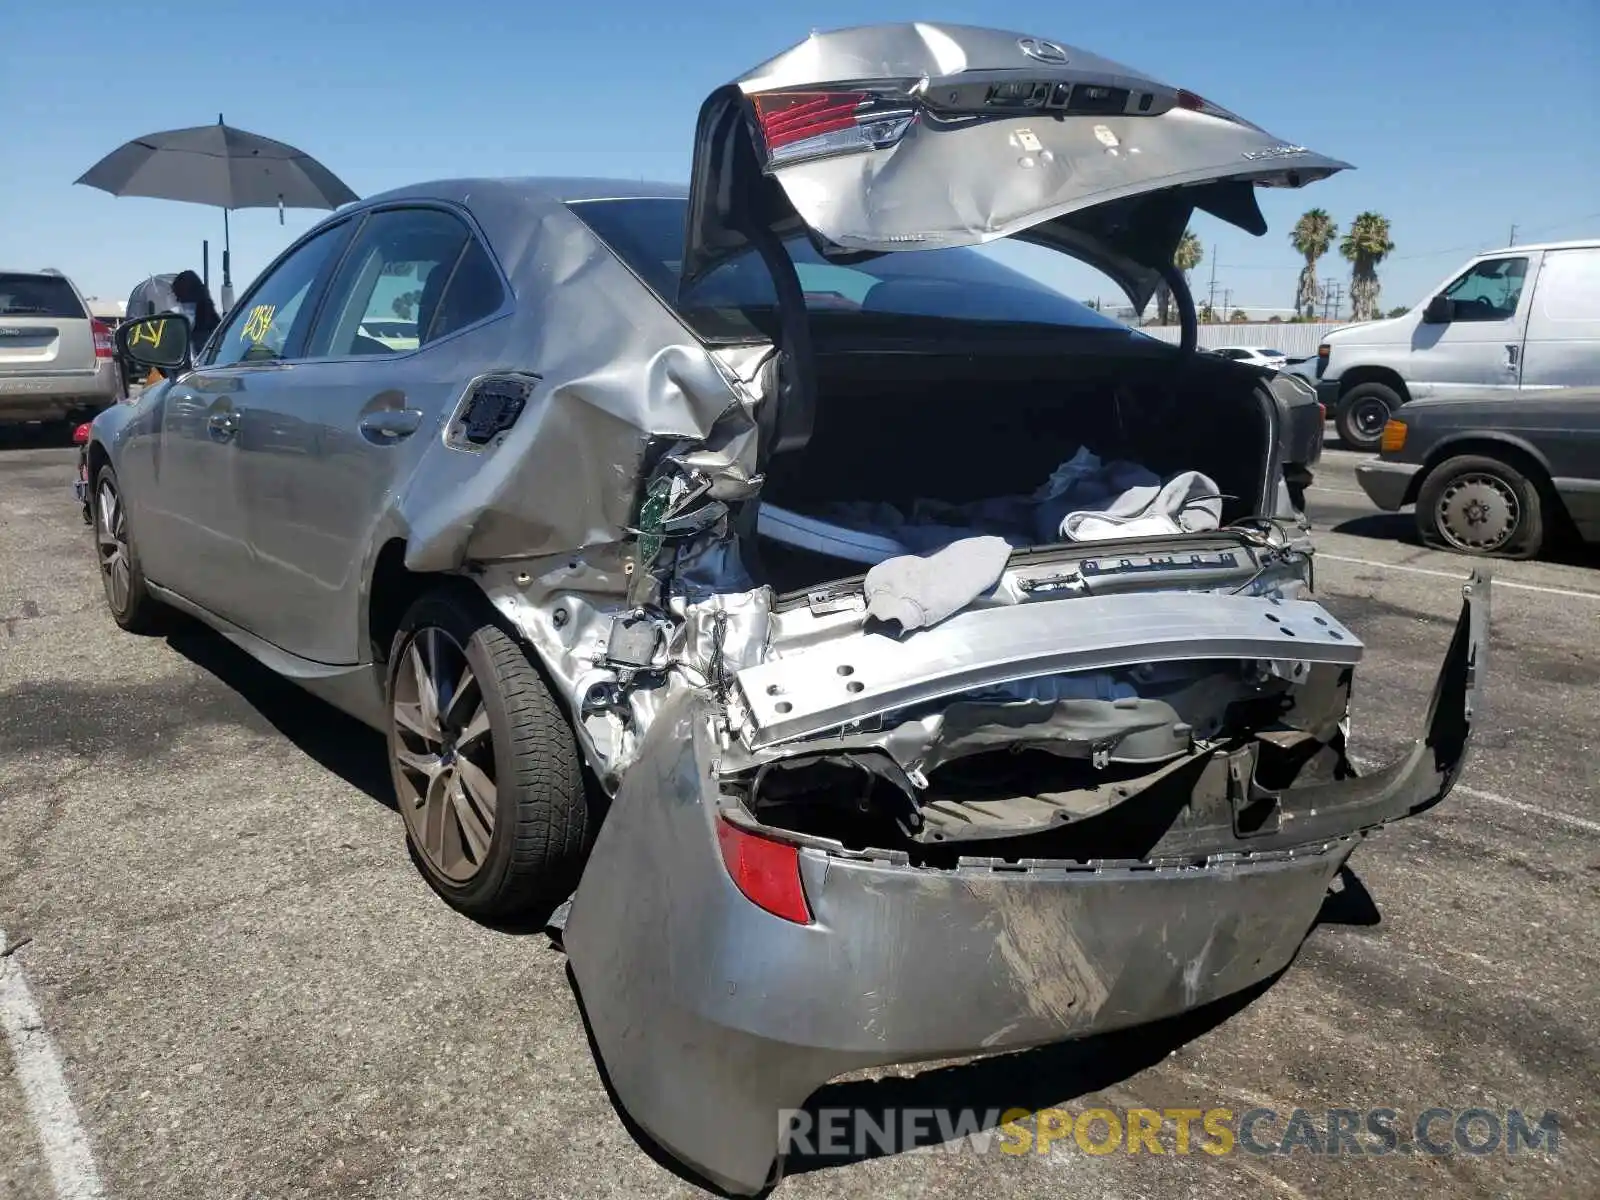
[241,304,276,345]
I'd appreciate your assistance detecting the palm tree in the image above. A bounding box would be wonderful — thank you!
[1341,212,1395,321]
[1290,209,1337,318]
[1156,231,1205,323]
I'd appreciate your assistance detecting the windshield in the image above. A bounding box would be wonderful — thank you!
[0,273,86,318]
[568,196,1138,341]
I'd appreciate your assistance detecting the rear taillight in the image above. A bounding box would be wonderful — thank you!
[72,422,91,445]
[716,815,813,924]
[91,319,114,359]
[751,90,915,168]
[1175,89,1261,130]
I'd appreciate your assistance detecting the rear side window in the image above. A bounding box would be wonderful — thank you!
[305,207,505,358]
[1534,248,1600,323]
[0,273,86,319]
[568,196,1133,341]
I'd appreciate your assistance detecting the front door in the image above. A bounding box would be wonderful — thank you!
[1409,254,1538,399]
[142,221,352,621]
[227,205,509,664]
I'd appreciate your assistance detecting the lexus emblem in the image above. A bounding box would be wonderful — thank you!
[1018,37,1069,65]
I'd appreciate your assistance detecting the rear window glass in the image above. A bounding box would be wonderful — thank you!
[0,273,86,319]
[568,196,1135,341]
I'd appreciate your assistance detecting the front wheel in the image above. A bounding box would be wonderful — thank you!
[1415,454,1545,558]
[387,589,592,922]
[1335,382,1402,451]
[92,465,166,633]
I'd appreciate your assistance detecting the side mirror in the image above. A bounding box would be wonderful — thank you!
[116,314,190,370]
[1422,295,1455,325]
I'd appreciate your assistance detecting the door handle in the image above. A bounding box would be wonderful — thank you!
[1505,343,1521,367]
[207,410,239,441]
[359,407,425,443]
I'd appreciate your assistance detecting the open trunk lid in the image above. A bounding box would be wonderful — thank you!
[682,22,1350,310]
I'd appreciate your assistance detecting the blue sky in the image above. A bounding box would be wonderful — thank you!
[3,0,1596,318]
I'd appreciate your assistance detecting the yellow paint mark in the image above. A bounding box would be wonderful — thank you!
[240,304,276,345]
[127,318,168,349]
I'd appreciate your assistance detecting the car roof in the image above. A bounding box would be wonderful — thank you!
[357,177,688,208]
[1475,238,1600,256]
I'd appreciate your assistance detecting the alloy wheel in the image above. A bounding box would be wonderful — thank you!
[96,480,132,613]
[392,627,498,883]
[1435,472,1519,552]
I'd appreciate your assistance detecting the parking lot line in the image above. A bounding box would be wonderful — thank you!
[1318,552,1600,600]
[0,931,106,1200]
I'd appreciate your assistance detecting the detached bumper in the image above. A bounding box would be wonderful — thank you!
[1356,459,1422,511]
[564,573,1489,1195]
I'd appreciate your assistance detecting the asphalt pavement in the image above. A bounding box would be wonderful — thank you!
[1,431,1595,1199]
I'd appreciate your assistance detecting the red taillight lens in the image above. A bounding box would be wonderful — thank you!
[72,422,91,445]
[749,90,915,168]
[716,815,813,925]
[754,91,869,150]
[91,319,114,359]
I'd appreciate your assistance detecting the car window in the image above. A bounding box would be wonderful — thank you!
[1442,256,1528,321]
[208,224,348,366]
[0,273,86,319]
[305,207,501,358]
[428,236,506,343]
[568,195,1133,341]
[1533,248,1600,323]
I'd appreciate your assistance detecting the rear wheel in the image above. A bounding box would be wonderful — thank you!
[1415,454,1544,558]
[1335,382,1402,451]
[387,589,591,921]
[92,465,166,633]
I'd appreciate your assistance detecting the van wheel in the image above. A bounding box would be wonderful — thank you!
[1416,454,1544,558]
[92,465,166,633]
[1335,382,1402,451]
[387,589,592,922]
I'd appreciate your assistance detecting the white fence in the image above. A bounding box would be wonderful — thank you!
[1136,321,1368,358]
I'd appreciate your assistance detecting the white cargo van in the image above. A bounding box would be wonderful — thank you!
[1316,239,1600,449]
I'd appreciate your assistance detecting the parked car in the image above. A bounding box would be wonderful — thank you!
[1354,387,1600,557]
[0,268,120,427]
[1210,345,1288,369]
[92,24,1489,1195]
[1317,238,1600,450]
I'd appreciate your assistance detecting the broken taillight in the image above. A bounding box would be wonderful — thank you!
[716,814,813,924]
[750,90,916,168]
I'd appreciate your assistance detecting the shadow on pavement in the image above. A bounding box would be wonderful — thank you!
[164,625,396,809]
[1313,864,1382,928]
[0,421,78,452]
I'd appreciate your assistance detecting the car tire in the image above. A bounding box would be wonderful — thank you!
[386,588,592,922]
[1335,382,1402,452]
[1415,454,1545,559]
[92,464,166,633]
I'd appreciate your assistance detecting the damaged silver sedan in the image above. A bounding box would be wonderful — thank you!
[97,22,1489,1195]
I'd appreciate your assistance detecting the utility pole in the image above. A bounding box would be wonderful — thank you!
[1206,244,1218,320]
[1508,223,1518,247]
[1222,288,1233,319]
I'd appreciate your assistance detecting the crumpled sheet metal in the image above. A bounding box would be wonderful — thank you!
[727,24,1350,258]
[380,188,761,574]
[563,571,1492,1196]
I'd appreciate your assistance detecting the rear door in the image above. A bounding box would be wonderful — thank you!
[1520,246,1600,390]
[0,272,95,381]
[226,204,509,664]
[682,23,1349,309]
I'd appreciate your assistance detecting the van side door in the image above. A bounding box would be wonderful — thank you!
[1519,246,1600,391]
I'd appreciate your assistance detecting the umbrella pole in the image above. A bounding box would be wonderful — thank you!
[221,207,234,311]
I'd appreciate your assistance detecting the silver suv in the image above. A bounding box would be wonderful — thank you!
[0,269,120,427]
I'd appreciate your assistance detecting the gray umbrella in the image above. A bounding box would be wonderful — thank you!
[75,114,358,296]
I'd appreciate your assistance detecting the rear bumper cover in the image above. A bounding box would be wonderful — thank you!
[1356,459,1422,511]
[564,571,1489,1194]
[0,363,118,419]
